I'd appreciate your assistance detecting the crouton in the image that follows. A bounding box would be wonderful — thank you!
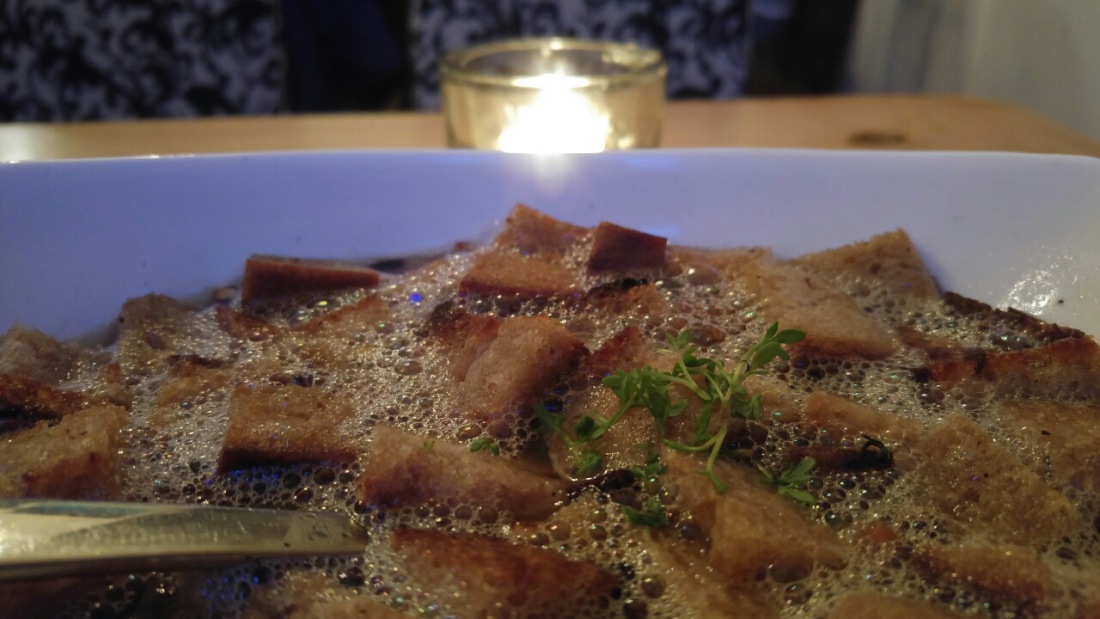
[219,383,358,469]
[392,528,620,617]
[944,292,1085,344]
[914,542,1056,609]
[0,405,128,499]
[293,295,391,369]
[802,390,922,444]
[663,452,845,582]
[736,255,899,359]
[241,254,381,305]
[581,326,653,377]
[0,373,96,429]
[492,203,588,256]
[0,323,80,384]
[358,426,568,520]
[901,415,1082,546]
[241,573,409,619]
[148,358,232,428]
[545,384,660,481]
[458,251,579,299]
[995,399,1100,494]
[426,304,502,381]
[582,282,670,318]
[789,229,940,300]
[116,293,201,372]
[922,337,1100,401]
[456,316,585,421]
[214,305,279,342]
[587,221,668,274]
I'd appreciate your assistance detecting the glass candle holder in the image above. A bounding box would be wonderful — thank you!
[441,38,667,153]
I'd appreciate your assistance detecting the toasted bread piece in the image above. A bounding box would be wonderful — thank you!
[214,305,280,342]
[392,528,619,617]
[241,254,381,305]
[826,592,962,619]
[582,282,670,318]
[148,358,233,428]
[668,245,774,277]
[803,390,922,443]
[943,292,1085,344]
[219,383,357,469]
[457,315,585,421]
[0,404,128,499]
[358,426,568,520]
[914,542,1056,609]
[458,251,579,299]
[293,295,391,369]
[242,573,409,619]
[492,203,589,256]
[426,304,502,381]
[546,384,660,480]
[902,415,1082,546]
[995,399,1100,494]
[116,293,201,373]
[0,323,80,384]
[586,221,667,274]
[789,229,940,300]
[581,326,652,378]
[922,337,1100,401]
[732,254,899,359]
[519,494,781,619]
[664,452,845,582]
[0,373,95,428]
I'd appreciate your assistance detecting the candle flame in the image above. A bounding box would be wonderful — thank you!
[497,72,610,154]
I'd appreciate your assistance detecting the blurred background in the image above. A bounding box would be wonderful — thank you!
[1,0,1097,142]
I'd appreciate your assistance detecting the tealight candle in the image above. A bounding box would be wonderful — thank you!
[441,38,666,153]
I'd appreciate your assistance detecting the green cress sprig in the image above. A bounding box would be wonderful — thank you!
[538,323,812,500]
[758,457,817,504]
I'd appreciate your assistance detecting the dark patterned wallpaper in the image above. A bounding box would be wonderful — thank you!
[0,0,283,121]
[410,0,752,110]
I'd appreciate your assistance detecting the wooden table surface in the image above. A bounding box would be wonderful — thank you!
[2,95,1099,161]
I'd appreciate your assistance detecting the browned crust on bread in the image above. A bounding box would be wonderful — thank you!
[241,254,381,305]
[392,528,620,616]
[581,326,651,378]
[0,404,129,499]
[426,304,502,381]
[358,426,568,520]
[219,383,358,469]
[459,252,579,299]
[902,415,1082,546]
[493,203,589,256]
[586,221,668,274]
[0,324,80,384]
[214,305,279,341]
[789,229,941,300]
[944,292,1085,343]
[922,337,1100,400]
[457,315,586,421]
[913,543,1056,610]
[0,373,98,427]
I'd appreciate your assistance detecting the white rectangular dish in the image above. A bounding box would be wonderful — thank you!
[1,149,1098,342]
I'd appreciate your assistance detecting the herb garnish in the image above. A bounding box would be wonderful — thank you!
[538,323,804,491]
[469,437,500,455]
[622,497,671,528]
[757,457,817,504]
